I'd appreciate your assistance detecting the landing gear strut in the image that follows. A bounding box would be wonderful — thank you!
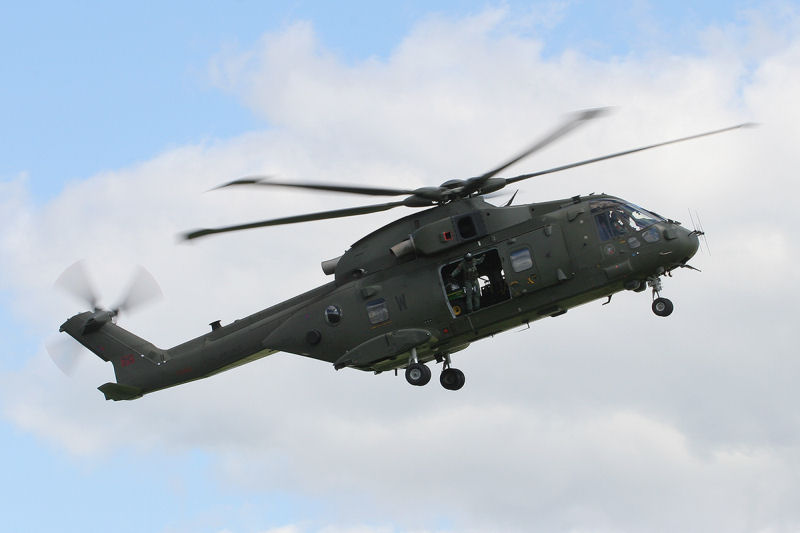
[403,350,465,390]
[648,276,674,317]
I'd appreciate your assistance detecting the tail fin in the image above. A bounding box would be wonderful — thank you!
[60,311,167,400]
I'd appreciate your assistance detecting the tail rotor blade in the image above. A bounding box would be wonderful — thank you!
[116,266,163,314]
[46,336,84,376]
[55,260,98,309]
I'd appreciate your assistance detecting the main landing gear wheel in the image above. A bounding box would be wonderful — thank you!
[440,367,466,391]
[652,297,674,317]
[405,362,432,386]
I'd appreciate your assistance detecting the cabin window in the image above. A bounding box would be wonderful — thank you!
[510,248,533,272]
[324,305,343,325]
[366,299,390,325]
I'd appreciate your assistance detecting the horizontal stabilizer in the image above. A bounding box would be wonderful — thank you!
[98,382,143,401]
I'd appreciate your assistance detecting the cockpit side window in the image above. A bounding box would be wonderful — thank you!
[594,206,629,241]
[591,200,663,242]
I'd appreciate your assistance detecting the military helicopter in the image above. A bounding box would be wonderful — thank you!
[56,109,750,400]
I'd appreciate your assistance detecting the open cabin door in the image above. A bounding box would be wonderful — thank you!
[440,249,510,317]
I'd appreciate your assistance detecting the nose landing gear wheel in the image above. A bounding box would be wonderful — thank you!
[405,362,432,386]
[652,297,674,317]
[440,368,466,390]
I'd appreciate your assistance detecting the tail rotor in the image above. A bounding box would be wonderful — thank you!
[50,261,162,375]
[55,260,162,319]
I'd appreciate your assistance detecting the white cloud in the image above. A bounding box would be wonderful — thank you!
[3,6,800,533]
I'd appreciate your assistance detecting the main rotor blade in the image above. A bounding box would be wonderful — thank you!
[215,177,418,197]
[505,122,756,185]
[182,201,408,240]
[461,107,611,195]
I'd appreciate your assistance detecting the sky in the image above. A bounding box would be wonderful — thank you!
[1,1,799,532]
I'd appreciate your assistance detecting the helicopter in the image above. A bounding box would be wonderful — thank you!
[56,109,750,400]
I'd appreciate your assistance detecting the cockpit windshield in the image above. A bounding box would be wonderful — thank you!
[590,200,664,241]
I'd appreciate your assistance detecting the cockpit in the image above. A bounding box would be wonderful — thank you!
[590,199,665,242]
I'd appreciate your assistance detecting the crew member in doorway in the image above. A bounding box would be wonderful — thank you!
[451,252,484,313]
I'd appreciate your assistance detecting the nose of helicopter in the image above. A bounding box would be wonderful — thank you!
[673,226,700,264]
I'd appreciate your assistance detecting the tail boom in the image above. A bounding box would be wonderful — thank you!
[59,311,278,401]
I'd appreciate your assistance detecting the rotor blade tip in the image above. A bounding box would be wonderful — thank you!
[182,229,211,241]
[210,177,267,191]
[578,107,614,120]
